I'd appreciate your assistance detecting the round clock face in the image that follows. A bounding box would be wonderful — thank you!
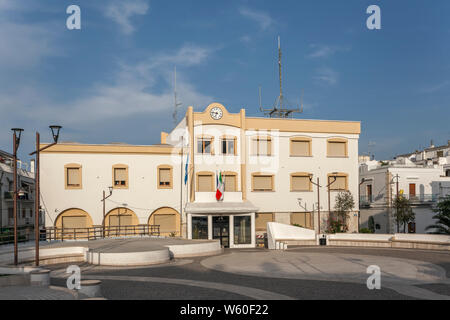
[210,107,223,120]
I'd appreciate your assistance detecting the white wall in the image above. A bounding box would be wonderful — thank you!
[40,153,187,227]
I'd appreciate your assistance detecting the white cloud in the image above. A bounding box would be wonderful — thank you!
[421,80,450,94]
[307,44,350,59]
[0,2,60,70]
[239,7,274,31]
[0,44,215,129]
[314,67,339,86]
[104,0,150,35]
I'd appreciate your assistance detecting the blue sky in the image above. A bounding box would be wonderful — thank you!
[1,0,449,161]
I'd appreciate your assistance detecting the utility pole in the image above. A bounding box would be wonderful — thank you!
[30,125,62,266]
[180,136,183,237]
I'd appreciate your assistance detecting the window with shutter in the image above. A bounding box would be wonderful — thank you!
[252,175,273,191]
[252,137,272,156]
[197,174,213,192]
[224,174,237,192]
[67,168,80,186]
[291,140,311,156]
[291,175,311,191]
[158,167,172,188]
[329,175,348,190]
[65,164,82,189]
[327,140,347,157]
[255,213,273,231]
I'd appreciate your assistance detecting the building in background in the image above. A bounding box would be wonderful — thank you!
[40,103,361,248]
[359,150,450,234]
[0,150,37,231]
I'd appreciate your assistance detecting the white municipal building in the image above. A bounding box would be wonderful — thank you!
[40,103,361,248]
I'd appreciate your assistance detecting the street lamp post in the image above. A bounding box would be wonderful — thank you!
[309,176,321,234]
[358,178,366,232]
[30,125,62,266]
[101,187,113,238]
[11,128,24,266]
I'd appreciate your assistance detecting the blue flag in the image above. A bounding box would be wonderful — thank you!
[184,154,189,185]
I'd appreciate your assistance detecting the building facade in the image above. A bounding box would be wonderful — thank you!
[40,103,361,248]
[359,158,450,234]
[0,150,37,230]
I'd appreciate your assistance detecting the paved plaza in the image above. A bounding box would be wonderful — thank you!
[44,247,450,300]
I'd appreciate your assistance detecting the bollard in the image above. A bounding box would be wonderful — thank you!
[78,280,102,298]
[30,269,51,286]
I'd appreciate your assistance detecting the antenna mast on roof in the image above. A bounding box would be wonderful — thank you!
[173,66,182,127]
[259,36,303,118]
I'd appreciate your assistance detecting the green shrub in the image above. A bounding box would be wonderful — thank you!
[359,228,374,234]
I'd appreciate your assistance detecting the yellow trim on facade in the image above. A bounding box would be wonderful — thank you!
[40,143,180,155]
[246,118,360,134]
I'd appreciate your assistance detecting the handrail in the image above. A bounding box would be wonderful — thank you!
[43,225,161,241]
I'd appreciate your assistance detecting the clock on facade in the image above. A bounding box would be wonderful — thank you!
[210,107,223,120]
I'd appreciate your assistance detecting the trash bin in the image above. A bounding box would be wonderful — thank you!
[319,235,327,246]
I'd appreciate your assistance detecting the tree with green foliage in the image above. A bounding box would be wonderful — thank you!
[327,191,355,233]
[426,195,450,234]
[393,195,415,233]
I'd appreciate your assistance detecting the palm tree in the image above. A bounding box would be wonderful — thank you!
[426,195,450,234]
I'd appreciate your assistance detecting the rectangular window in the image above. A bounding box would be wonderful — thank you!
[291,140,311,156]
[328,141,347,157]
[197,174,213,192]
[197,138,212,154]
[114,168,127,187]
[252,175,273,192]
[252,138,271,156]
[158,167,172,188]
[154,214,176,234]
[255,213,273,231]
[329,175,347,191]
[291,175,311,191]
[290,212,313,229]
[221,139,235,155]
[192,216,208,240]
[234,216,251,244]
[62,216,86,229]
[66,167,81,187]
[223,174,237,192]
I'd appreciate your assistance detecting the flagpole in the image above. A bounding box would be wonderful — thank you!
[180,136,183,237]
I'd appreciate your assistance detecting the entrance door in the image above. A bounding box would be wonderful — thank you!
[409,183,416,198]
[212,216,229,248]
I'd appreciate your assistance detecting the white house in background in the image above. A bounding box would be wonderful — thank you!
[395,140,450,176]
[359,156,450,234]
[40,103,361,248]
[0,150,37,229]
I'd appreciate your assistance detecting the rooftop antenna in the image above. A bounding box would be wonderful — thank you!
[259,36,303,118]
[173,66,182,127]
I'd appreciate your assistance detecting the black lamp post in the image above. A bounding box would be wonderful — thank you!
[102,186,113,238]
[11,128,24,265]
[309,175,322,234]
[30,125,62,266]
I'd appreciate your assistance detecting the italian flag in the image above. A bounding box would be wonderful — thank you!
[216,171,224,201]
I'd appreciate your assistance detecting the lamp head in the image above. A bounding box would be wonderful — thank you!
[49,125,62,143]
